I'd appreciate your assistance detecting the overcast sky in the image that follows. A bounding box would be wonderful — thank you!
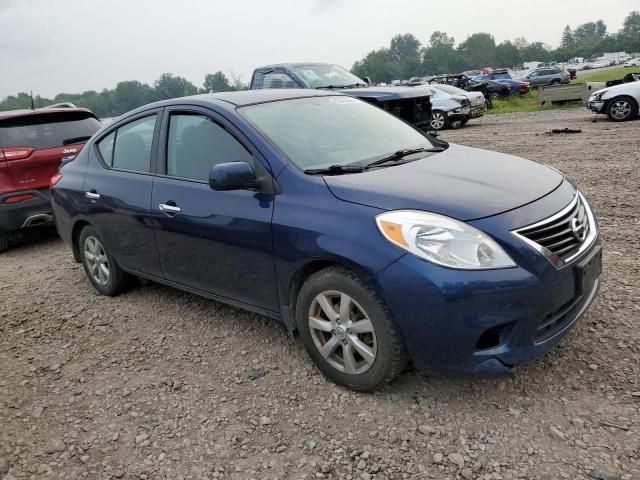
[0,0,637,98]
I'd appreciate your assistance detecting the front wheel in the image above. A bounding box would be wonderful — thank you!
[296,267,408,391]
[79,226,132,296]
[607,96,638,122]
[430,110,449,131]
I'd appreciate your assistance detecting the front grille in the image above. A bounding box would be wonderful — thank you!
[514,194,593,266]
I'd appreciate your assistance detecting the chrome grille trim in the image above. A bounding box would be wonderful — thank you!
[512,192,597,268]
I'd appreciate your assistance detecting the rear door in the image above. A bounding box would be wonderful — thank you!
[83,110,163,277]
[0,111,101,193]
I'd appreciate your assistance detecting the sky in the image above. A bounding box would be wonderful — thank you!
[0,0,637,98]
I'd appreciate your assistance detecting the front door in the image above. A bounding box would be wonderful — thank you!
[151,107,278,312]
[83,111,163,277]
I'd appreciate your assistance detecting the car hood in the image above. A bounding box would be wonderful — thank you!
[323,144,563,221]
[592,81,640,98]
[338,85,433,101]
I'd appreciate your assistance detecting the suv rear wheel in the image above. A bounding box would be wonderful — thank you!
[295,267,408,391]
[430,110,449,131]
[79,226,132,296]
[607,96,638,122]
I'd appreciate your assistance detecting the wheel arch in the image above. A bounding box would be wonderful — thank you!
[71,220,92,262]
[285,259,374,333]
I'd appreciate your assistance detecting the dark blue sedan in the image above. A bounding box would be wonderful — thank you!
[51,89,601,390]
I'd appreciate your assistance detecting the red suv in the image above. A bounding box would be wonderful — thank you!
[0,106,101,252]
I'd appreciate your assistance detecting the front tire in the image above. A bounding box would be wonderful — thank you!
[295,267,408,391]
[79,226,131,296]
[607,96,638,122]
[430,110,449,131]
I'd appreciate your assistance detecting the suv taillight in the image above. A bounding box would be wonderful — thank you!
[2,147,33,161]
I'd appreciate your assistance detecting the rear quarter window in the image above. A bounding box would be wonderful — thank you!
[0,112,101,150]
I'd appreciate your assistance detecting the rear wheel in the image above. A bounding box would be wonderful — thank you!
[0,231,9,253]
[79,226,131,296]
[550,80,560,86]
[607,96,638,122]
[430,110,449,131]
[296,267,408,391]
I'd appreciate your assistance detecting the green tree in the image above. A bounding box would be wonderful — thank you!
[494,40,522,68]
[622,11,640,35]
[203,71,234,93]
[422,31,457,74]
[154,73,197,99]
[457,33,496,69]
[561,25,575,48]
[352,48,400,83]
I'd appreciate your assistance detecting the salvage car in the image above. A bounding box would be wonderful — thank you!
[250,63,432,130]
[52,90,602,391]
[0,106,101,252]
[428,83,486,123]
[587,80,640,121]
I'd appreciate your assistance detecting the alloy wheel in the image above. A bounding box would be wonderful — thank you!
[84,236,110,286]
[610,100,631,120]
[308,291,377,375]
[430,112,446,130]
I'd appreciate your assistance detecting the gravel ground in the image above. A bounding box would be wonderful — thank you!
[1,109,639,480]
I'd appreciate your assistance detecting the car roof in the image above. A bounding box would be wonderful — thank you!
[254,62,332,71]
[0,107,95,122]
[123,89,341,118]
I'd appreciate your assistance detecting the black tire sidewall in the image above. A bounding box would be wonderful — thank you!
[295,268,404,391]
[78,226,120,295]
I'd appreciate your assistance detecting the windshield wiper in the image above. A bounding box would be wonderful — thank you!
[316,85,350,90]
[62,135,92,145]
[365,147,445,168]
[304,164,365,175]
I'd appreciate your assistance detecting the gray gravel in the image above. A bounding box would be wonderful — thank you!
[1,108,639,480]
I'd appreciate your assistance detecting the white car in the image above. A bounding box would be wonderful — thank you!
[587,80,640,121]
[429,83,486,120]
[624,58,640,68]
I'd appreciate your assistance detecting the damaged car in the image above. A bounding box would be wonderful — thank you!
[250,63,432,131]
[588,80,640,122]
[428,83,486,124]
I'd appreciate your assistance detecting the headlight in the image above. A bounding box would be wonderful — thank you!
[592,91,607,101]
[376,211,516,270]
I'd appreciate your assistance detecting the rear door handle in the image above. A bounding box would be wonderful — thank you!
[85,190,100,199]
[159,203,181,214]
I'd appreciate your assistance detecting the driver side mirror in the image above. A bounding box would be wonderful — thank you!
[209,162,259,191]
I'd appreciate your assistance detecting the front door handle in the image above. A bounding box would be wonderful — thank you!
[159,203,181,214]
[85,190,100,200]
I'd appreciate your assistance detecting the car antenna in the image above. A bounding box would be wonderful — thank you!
[159,89,171,99]
[30,91,35,110]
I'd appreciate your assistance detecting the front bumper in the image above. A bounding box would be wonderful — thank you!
[0,189,53,233]
[587,100,607,113]
[469,105,486,118]
[372,186,602,376]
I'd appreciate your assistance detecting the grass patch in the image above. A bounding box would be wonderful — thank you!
[571,66,631,84]
[487,92,584,115]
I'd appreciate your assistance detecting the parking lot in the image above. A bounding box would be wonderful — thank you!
[0,108,638,480]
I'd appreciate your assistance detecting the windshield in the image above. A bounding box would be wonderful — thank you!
[291,64,366,89]
[240,96,436,171]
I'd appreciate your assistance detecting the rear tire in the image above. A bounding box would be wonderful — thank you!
[606,96,638,122]
[550,80,560,86]
[295,267,408,391]
[79,226,131,296]
[0,231,9,253]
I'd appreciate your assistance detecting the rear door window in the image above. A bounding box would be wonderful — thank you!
[97,115,157,173]
[0,112,101,149]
